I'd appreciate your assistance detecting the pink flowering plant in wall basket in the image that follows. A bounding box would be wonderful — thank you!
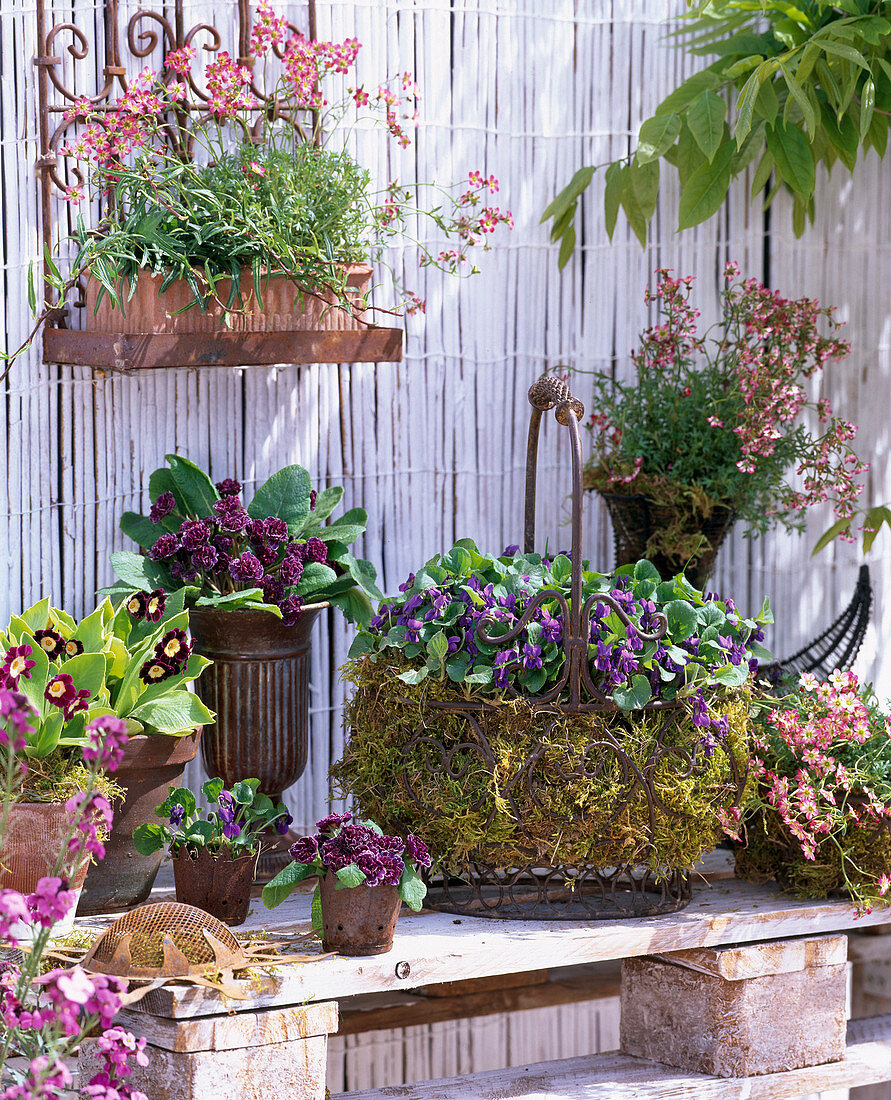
[107,454,379,626]
[33,1,513,332]
[583,263,866,573]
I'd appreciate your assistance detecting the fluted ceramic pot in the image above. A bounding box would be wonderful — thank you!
[187,605,326,874]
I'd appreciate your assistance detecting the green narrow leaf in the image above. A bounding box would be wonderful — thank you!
[818,39,870,72]
[677,141,734,230]
[603,161,624,239]
[654,67,721,116]
[819,98,859,171]
[557,222,576,270]
[860,77,876,139]
[780,62,817,138]
[635,113,681,165]
[766,121,815,197]
[621,159,659,248]
[750,149,774,199]
[686,90,727,161]
[735,60,779,146]
[811,516,851,555]
[540,166,595,224]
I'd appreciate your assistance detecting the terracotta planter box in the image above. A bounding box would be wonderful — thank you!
[620,934,847,1077]
[84,264,372,335]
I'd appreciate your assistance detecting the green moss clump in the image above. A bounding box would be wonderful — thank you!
[735,805,891,903]
[333,656,750,874]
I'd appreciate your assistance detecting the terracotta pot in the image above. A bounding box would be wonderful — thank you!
[171,846,258,926]
[0,801,90,893]
[598,490,736,589]
[319,874,402,956]
[1,801,91,937]
[84,264,372,335]
[78,730,202,915]
[188,605,325,877]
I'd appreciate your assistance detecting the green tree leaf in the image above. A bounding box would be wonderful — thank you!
[811,516,852,554]
[655,67,721,116]
[735,59,780,146]
[621,159,659,247]
[603,162,624,240]
[677,141,734,230]
[541,165,595,224]
[766,121,815,197]
[686,90,727,161]
[780,62,817,138]
[636,113,682,165]
[860,76,876,139]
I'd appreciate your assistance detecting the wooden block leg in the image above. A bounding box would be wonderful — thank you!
[620,935,848,1078]
[80,1002,338,1100]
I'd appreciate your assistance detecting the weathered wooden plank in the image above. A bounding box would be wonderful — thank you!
[114,1001,338,1053]
[117,877,891,1018]
[42,328,404,369]
[331,1012,891,1100]
[657,933,847,981]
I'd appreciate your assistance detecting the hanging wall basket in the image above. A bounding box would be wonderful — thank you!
[34,0,403,371]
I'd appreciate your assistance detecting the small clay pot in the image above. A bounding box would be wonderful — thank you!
[0,801,91,938]
[319,873,402,956]
[171,846,258,926]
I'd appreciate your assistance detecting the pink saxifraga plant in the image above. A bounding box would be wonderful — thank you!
[736,670,891,916]
[45,1,513,328]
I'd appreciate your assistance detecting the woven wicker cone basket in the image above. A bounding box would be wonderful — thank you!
[84,264,373,334]
[82,901,241,979]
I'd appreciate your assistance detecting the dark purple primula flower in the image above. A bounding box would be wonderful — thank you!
[304,537,328,564]
[279,555,304,586]
[316,811,352,836]
[179,520,212,550]
[289,835,319,864]
[230,552,264,582]
[215,478,242,497]
[405,834,432,868]
[149,491,176,523]
[213,496,250,533]
[148,534,180,561]
[279,594,304,626]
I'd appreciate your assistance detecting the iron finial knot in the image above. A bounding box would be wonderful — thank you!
[527,375,584,425]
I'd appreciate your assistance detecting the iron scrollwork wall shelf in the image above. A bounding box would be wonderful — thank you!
[416,376,746,920]
[34,0,403,372]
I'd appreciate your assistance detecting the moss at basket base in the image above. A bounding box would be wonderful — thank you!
[735,805,891,902]
[333,657,750,874]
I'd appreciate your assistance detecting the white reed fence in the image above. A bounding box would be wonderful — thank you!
[1,0,886,823]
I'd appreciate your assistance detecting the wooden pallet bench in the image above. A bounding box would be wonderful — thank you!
[333,1013,891,1099]
[74,870,891,1098]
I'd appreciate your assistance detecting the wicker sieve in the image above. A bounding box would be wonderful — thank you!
[82,901,246,980]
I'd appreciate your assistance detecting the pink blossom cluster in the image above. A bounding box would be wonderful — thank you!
[277,29,361,110]
[205,52,256,118]
[0,962,147,1099]
[66,789,114,862]
[412,171,513,278]
[753,671,891,865]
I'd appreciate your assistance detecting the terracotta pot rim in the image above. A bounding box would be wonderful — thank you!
[189,602,329,617]
[114,728,202,769]
[171,846,259,865]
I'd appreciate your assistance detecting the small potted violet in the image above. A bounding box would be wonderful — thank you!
[133,778,291,925]
[261,812,431,956]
